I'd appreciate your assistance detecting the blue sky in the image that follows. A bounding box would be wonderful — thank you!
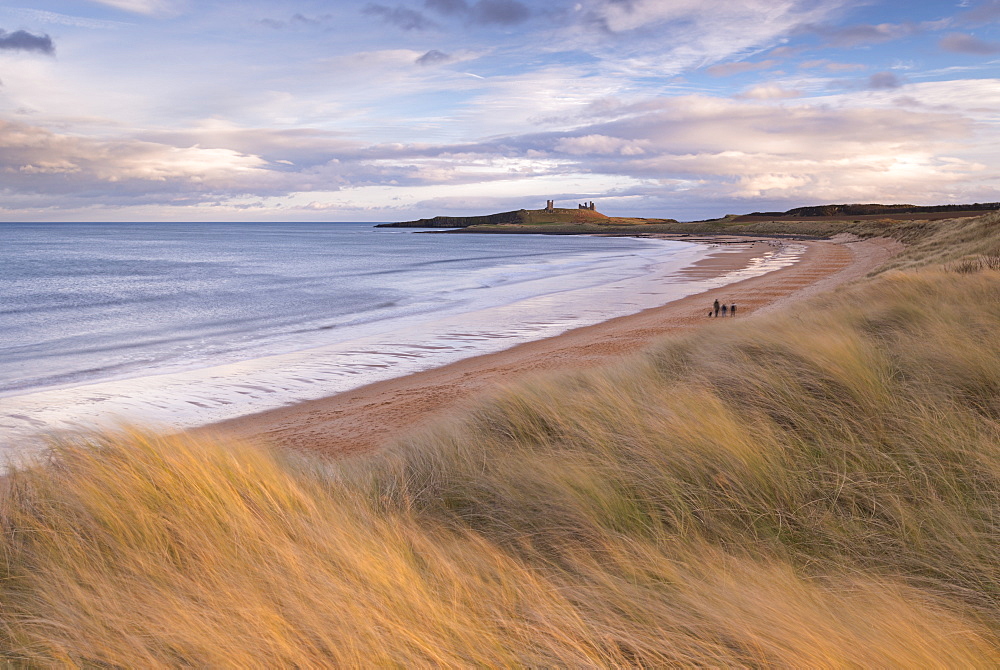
[0,0,998,221]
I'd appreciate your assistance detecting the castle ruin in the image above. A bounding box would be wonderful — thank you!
[544,200,595,211]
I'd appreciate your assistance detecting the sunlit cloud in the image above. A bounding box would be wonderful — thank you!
[85,0,177,16]
[737,84,802,99]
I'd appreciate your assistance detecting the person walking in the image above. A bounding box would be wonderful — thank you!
[713,299,720,317]
[721,303,728,317]
[731,303,737,317]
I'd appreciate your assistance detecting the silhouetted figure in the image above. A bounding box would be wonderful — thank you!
[721,304,728,317]
[713,299,720,317]
[731,303,737,317]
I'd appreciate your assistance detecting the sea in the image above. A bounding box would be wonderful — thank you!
[0,222,803,459]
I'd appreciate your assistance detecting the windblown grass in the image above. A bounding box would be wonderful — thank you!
[2,216,1000,666]
[948,254,1000,274]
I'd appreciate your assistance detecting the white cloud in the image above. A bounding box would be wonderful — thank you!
[738,84,802,99]
[572,0,854,75]
[452,65,632,137]
[555,134,649,155]
[19,160,81,175]
[0,119,274,194]
[85,0,178,16]
[3,8,126,30]
[706,60,777,77]
[538,88,996,208]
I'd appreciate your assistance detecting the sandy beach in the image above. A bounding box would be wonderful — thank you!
[202,234,900,457]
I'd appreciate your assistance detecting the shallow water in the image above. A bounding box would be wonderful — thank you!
[0,222,803,458]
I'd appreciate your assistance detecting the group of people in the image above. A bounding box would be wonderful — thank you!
[710,299,736,318]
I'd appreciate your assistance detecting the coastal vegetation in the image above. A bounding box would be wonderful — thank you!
[2,212,999,665]
[378,205,675,229]
[382,201,998,239]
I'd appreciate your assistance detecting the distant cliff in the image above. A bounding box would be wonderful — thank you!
[746,203,1000,218]
[376,210,531,228]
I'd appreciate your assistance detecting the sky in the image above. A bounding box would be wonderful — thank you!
[0,0,998,221]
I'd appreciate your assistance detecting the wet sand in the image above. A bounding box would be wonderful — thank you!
[202,235,900,457]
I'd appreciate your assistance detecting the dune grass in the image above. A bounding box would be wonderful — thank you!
[2,215,1000,666]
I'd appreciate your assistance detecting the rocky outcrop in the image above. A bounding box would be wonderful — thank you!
[376,210,530,228]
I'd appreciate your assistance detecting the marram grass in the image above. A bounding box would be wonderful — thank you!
[3,222,1000,666]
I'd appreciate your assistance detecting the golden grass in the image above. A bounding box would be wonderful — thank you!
[3,215,1000,666]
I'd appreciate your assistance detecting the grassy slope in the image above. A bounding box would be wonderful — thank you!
[412,206,678,233]
[518,207,677,226]
[2,214,1000,666]
[386,207,676,228]
[460,210,1000,243]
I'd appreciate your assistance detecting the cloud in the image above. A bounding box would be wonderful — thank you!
[422,0,530,25]
[581,0,845,38]
[554,134,648,155]
[471,0,530,25]
[0,29,54,54]
[85,0,176,16]
[7,9,125,30]
[2,72,994,220]
[549,95,970,158]
[0,117,513,209]
[425,0,468,15]
[416,49,452,65]
[0,119,291,201]
[513,92,982,212]
[958,0,1000,25]
[260,13,333,30]
[799,59,867,72]
[141,122,365,168]
[562,0,854,83]
[765,46,802,59]
[705,60,776,77]
[289,13,327,26]
[737,85,801,100]
[803,22,921,47]
[868,71,903,89]
[362,4,438,31]
[940,32,1000,54]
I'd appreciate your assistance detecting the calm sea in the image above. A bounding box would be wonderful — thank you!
[0,222,802,455]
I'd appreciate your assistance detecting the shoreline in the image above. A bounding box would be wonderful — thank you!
[0,233,790,460]
[200,234,900,457]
